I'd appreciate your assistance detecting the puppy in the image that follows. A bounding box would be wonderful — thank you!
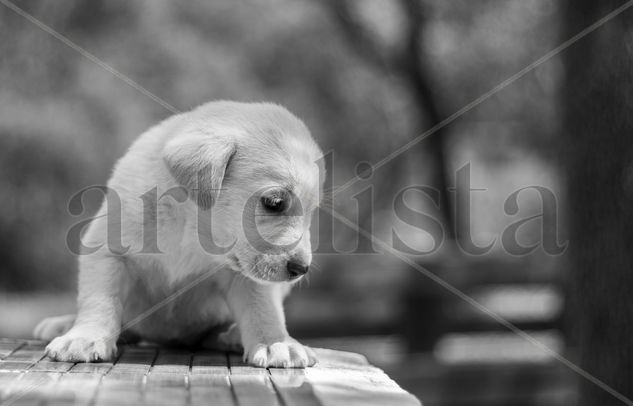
[33,101,323,367]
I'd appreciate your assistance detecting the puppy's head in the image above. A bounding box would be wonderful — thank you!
[164,102,324,283]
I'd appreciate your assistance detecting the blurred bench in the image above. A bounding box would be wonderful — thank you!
[0,338,420,406]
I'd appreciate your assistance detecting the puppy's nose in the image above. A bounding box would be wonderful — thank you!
[287,261,309,279]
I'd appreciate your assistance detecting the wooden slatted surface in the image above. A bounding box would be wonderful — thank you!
[0,339,420,405]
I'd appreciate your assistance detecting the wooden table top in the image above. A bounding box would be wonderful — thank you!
[0,338,420,406]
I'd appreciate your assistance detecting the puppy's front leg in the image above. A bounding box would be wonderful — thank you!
[227,278,317,368]
[46,254,124,362]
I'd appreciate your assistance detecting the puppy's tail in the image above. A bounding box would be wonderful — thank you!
[33,314,75,342]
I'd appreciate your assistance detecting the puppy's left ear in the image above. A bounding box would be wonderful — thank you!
[163,131,237,210]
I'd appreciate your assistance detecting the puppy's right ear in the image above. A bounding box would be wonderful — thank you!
[163,130,236,210]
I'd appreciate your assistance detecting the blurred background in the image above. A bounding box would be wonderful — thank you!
[2,1,632,405]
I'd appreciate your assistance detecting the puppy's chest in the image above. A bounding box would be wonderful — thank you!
[122,267,233,342]
[158,247,217,282]
[127,246,227,297]
[151,202,226,281]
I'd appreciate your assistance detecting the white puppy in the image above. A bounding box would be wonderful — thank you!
[34,101,323,367]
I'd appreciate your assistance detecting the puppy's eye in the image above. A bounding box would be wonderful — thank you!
[261,195,287,213]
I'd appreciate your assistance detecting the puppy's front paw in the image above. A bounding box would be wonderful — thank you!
[245,338,317,368]
[46,329,117,362]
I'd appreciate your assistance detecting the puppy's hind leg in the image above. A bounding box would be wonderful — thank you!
[200,323,243,353]
[33,314,75,342]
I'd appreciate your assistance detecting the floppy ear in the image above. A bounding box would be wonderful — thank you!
[163,131,237,210]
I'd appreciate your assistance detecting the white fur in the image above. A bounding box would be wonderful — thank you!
[34,101,323,367]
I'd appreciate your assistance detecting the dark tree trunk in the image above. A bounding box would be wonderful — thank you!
[564,2,633,404]
[399,5,456,241]
[324,0,456,239]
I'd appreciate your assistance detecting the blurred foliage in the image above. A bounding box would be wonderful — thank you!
[0,0,563,291]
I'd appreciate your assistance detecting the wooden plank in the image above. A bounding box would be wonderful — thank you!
[227,353,248,367]
[189,374,235,405]
[97,370,143,406]
[0,361,34,372]
[4,395,44,406]
[53,373,102,406]
[140,349,190,406]
[191,351,229,375]
[306,348,421,406]
[146,372,186,387]
[143,387,188,406]
[311,348,373,370]
[68,363,113,374]
[5,345,47,362]
[151,350,191,374]
[0,371,23,385]
[30,361,75,373]
[0,340,25,360]
[0,341,420,406]
[228,353,280,406]
[0,371,24,398]
[102,370,145,385]
[306,368,420,406]
[1,371,62,405]
[56,372,102,387]
[227,352,269,375]
[229,374,279,406]
[110,347,155,373]
[44,393,79,406]
[269,368,321,406]
[108,363,151,374]
[15,371,62,387]
[94,388,143,406]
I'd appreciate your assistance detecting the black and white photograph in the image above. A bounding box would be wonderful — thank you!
[0,1,631,405]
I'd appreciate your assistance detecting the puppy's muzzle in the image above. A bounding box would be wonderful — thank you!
[287,261,309,280]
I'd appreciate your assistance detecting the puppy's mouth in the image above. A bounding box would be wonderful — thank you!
[227,254,242,272]
[228,255,295,284]
[228,255,260,281]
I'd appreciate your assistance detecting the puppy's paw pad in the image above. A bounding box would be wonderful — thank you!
[246,340,317,368]
[46,332,116,362]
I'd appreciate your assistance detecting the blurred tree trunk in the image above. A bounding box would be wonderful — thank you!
[564,2,633,404]
[324,0,456,352]
[398,0,455,241]
[325,0,455,239]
